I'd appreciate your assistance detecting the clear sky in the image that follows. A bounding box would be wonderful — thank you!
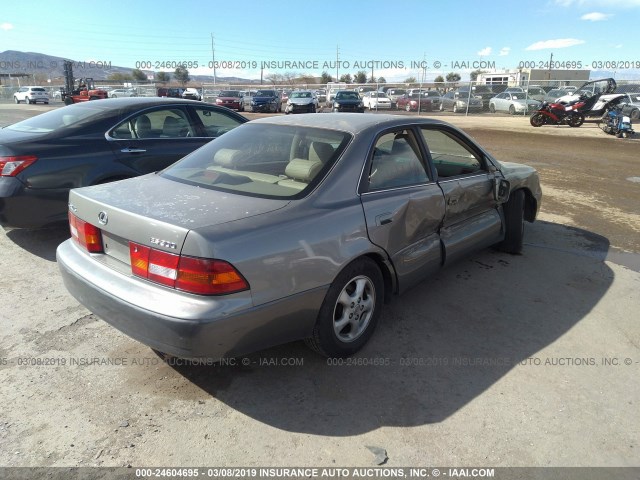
[1,0,640,81]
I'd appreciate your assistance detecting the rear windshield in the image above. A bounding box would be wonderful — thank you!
[219,90,240,97]
[162,123,351,199]
[5,103,115,134]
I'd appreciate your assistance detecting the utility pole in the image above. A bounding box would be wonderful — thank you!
[336,45,339,81]
[211,33,217,86]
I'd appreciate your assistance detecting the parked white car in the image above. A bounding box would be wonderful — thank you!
[362,91,392,110]
[13,86,49,104]
[489,92,540,114]
[109,88,137,98]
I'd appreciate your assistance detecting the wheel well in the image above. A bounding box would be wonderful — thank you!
[364,252,396,303]
[520,188,538,222]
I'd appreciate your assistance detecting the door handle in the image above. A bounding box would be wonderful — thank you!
[375,213,393,226]
[121,148,147,153]
[447,196,459,206]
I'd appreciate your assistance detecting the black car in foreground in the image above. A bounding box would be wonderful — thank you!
[332,90,365,112]
[0,98,247,228]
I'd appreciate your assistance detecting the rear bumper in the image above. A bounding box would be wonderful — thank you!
[0,178,68,228]
[57,239,327,359]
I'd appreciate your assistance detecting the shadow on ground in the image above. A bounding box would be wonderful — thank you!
[5,223,69,262]
[136,220,614,436]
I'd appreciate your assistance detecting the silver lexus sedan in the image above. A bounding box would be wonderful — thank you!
[57,114,541,360]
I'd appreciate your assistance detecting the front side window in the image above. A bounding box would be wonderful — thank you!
[420,129,484,178]
[367,130,429,191]
[162,124,351,199]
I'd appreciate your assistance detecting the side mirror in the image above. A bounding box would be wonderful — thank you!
[494,178,511,203]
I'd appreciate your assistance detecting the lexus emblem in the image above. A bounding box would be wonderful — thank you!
[98,211,109,225]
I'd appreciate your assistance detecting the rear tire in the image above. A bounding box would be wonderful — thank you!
[405,104,411,112]
[568,113,585,127]
[497,189,525,254]
[14,96,19,104]
[509,105,516,115]
[489,104,496,113]
[529,113,545,127]
[305,257,383,358]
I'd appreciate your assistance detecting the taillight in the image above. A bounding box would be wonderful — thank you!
[0,155,37,176]
[68,212,103,253]
[129,242,248,295]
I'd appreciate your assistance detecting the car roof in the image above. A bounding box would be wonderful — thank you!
[67,97,206,110]
[249,112,451,134]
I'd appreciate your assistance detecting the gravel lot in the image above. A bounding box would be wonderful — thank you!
[0,102,638,471]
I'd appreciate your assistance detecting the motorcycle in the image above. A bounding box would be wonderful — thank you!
[598,105,634,138]
[530,97,586,127]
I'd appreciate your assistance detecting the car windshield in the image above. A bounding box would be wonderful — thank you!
[255,90,276,96]
[5,103,114,134]
[389,89,406,95]
[291,92,312,98]
[219,90,240,97]
[162,124,351,199]
[336,92,359,100]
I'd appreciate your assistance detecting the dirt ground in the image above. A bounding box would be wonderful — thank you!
[0,103,639,471]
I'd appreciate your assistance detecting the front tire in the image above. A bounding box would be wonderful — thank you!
[453,103,459,113]
[529,112,545,127]
[498,189,525,254]
[14,96,19,104]
[509,105,516,115]
[489,104,496,113]
[305,257,384,357]
[405,104,411,112]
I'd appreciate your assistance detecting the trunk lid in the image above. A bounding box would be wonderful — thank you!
[68,173,290,264]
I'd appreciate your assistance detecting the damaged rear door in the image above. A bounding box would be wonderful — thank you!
[359,128,445,293]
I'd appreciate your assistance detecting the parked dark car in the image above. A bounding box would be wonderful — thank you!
[157,87,185,98]
[250,90,281,113]
[439,90,483,113]
[332,90,365,112]
[0,98,247,228]
[57,113,541,360]
[459,85,498,110]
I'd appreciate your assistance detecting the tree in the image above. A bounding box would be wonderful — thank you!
[339,73,352,83]
[434,75,445,84]
[446,72,461,83]
[131,69,148,81]
[367,75,377,84]
[174,66,190,86]
[354,70,367,84]
[320,71,333,84]
[377,77,386,84]
[265,73,284,85]
[108,72,133,82]
[156,71,170,83]
[404,76,417,84]
[470,69,486,82]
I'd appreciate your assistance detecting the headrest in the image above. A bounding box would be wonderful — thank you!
[214,148,244,168]
[285,158,323,182]
[309,141,334,164]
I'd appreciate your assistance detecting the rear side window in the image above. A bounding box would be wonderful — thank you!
[367,129,429,191]
[110,108,194,139]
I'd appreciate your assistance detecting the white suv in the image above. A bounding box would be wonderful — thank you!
[14,86,50,104]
